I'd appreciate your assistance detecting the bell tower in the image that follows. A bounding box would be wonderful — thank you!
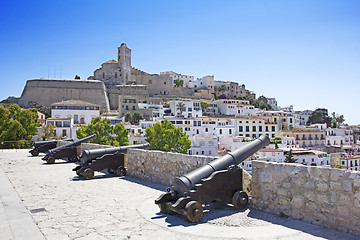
[118,43,131,84]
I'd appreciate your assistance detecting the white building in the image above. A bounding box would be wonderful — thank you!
[138,103,169,118]
[340,153,360,171]
[160,71,194,87]
[267,98,279,111]
[49,100,100,139]
[257,148,285,163]
[45,118,73,139]
[168,100,202,118]
[284,149,330,166]
[219,136,248,151]
[188,136,218,156]
[51,100,100,125]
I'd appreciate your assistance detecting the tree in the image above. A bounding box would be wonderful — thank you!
[174,78,183,87]
[331,112,345,128]
[124,113,132,123]
[131,112,143,124]
[284,149,297,163]
[307,108,331,126]
[41,122,55,140]
[76,117,128,146]
[176,102,186,117]
[74,75,80,79]
[0,104,39,148]
[112,124,129,146]
[200,102,209,112]
[145,119,191,154]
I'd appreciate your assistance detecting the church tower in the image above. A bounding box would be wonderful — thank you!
[118,43,131,84]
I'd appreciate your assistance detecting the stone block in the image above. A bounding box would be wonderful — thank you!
[337,205,350,217]
[330,181,341,190]
[291,195,305,208]
[342,179,352,192]
[317,194,329,204]
[305,201,317,212]
[316,181,328,192]
[304,191,316,202]
[258,171,272,183]
[303,180,315,190]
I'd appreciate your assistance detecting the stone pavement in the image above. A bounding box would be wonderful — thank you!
[0,149,358,240]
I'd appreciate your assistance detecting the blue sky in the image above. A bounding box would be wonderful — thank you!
[1,0,359,124]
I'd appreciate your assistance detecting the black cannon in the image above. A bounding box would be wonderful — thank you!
[42,134,97,164]
[155,135,270,222]
[73,142,150,180]
[29,139,73,156]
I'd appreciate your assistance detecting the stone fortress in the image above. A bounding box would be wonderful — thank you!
[17,43,254,113]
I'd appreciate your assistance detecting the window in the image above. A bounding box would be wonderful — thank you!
[115,73,117,78]
[259,126,262,132]
[205,128,208,132]
[239,126,243,132]
[253,126,256,132]
[80,117,85,124]
[74,115,78,124]
[272,126,276,131]
[229,129,232,134]
[266,126,269,132]
[246,126,249,132]
[132,106,135,110]
[220,129,223,134]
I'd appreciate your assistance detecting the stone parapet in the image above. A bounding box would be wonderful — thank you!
[126,148,252,195]
[251,160,360,236]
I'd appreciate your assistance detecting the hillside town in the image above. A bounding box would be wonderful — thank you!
[2,43,359,174]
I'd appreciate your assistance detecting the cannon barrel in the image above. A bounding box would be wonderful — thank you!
[33,140,59,148]
[173,135,270,197]
[46,134,97,155]
[80,142,150,162]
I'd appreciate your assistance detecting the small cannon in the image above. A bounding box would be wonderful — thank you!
[155,135,270,222]
[42,134,97,164]
[73,142,150,180]
[29,140,63,156]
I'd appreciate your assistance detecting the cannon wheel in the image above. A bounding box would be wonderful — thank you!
[46,157,55,164]
[158,203,176,215]
[30,151,39,156]
[115,166,126,176]
[76,169,82,176]
[232,191,248,209]
[69,155,79,162]
[184,201,203,222]
[107,168,114,174]
[83,168,94,180]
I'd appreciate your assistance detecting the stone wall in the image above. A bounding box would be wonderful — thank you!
[126,148,252,194]
[251,160,360,236]
[18,79,110,112]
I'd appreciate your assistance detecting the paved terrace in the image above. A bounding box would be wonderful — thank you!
[0,149,358,240]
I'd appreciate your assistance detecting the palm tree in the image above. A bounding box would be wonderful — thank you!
[176,102,186,117]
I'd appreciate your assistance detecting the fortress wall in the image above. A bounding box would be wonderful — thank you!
[18,79,110,112]
[252,160,360,236]
[107,85,148,110]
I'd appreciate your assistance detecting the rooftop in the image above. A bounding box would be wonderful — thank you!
[51,99,99,107]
